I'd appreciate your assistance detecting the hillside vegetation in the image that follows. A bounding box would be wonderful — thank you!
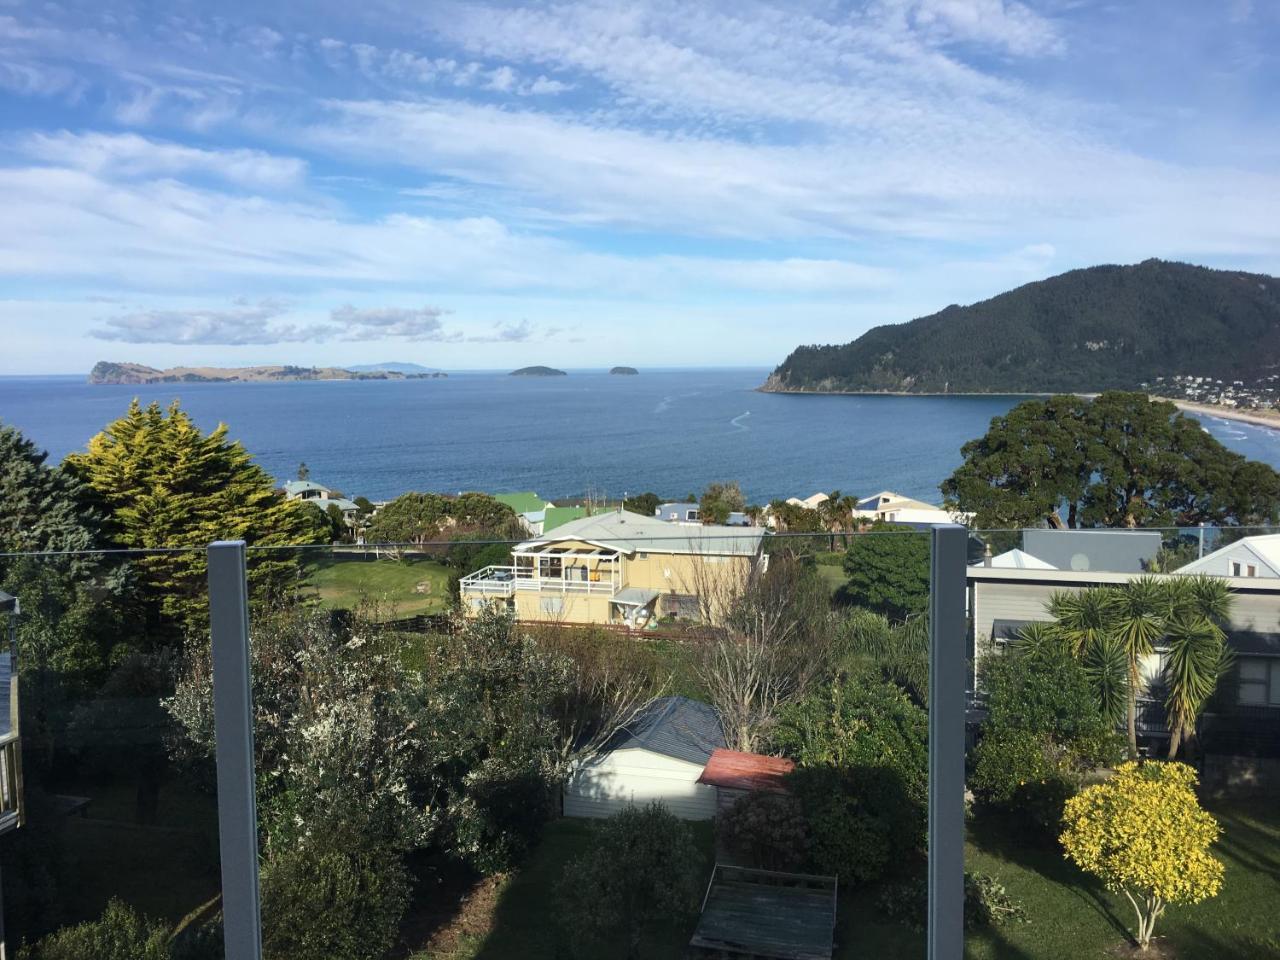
[764,260,1280,394]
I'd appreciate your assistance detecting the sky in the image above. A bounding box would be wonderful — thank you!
[1,0,1278,374]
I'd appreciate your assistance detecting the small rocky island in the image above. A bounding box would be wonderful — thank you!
[509,366,568,377]
[609,366,639,375]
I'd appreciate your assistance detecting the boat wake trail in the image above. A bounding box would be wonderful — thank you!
[730,411,751,431]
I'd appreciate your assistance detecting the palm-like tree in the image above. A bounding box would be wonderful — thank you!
[1109,576,1170,757]
[1048,587,1119,658]
[1162,575,1234,758]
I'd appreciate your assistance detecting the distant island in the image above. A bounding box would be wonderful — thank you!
[763,259,1280,395]
[347,362,445,375]
[610,366,639,375]
[89,361,447,385]
[509,366,567,377]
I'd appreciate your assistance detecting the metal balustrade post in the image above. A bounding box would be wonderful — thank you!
[929,524,967,960]
[208,542,263,960]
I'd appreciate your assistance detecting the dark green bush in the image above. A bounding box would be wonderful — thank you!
[18,899,169,960]
[715,790,807,870]
[876,872,1029,931]
[259,841,410,960]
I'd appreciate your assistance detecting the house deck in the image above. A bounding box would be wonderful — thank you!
[689,865,837,960]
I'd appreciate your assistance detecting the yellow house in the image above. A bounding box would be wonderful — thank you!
[459,510,766,627]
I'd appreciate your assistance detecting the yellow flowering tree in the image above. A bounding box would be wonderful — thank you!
[1060,761,1223,951]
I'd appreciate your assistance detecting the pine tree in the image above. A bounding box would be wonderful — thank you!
[65,401,323,637]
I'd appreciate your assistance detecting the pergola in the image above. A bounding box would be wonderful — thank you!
[510,543,624,590]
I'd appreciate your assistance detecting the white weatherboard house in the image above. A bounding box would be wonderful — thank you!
[1176,533,1280,580]
[563,696,726,820]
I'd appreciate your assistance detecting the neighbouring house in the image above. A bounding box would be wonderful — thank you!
[518,505,590,537]
[563,696,726,820]
[1175,533,1280,579]
[784,492,830,510]
[978,547,1057,570]
[968,565,1280,759]
[655,502,701,523]
[459,509,767,627]
[493,491,553,515]
[282,479,333,501]
[853,490,971,528]
[698,748,795,814]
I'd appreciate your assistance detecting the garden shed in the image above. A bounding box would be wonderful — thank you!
[698,748,795,814]
[563,696,725,820]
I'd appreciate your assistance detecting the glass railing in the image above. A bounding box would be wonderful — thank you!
[0,548,224,957]
[5,522,1278,959]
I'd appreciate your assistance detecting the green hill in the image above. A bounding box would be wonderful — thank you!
[763,259,1280,394]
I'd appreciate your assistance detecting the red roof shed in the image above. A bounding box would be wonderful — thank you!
[697,749,795,794]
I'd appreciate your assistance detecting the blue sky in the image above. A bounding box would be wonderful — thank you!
[1,0,1277,373]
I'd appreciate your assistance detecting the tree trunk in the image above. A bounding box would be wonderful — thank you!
[1167,724,1183,760]
[1127,692,1139,759]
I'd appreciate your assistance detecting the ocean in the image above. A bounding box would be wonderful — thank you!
[4,369,1280,505]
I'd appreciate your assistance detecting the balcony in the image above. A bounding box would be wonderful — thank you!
[460,564,622,597]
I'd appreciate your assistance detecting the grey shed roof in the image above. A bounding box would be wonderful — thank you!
[1021,529,1160,574]
[605,696,725,765]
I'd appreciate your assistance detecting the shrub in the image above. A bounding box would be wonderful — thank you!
[715,790,808,871]
[971,643,1124,839]
[774,676,928,878]
[876,872,1029,931]
[559,803,704,959]
[18,899,169,960]
[792,778,890,884]
[259,840,410,960]
[1061,761,1223,951]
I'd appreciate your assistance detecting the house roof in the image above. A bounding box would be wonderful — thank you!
[283,480,331,496]
[987,548,1057,570]
[518,510,764,557]
[542,505,588,532]
[1021,528,1160,573]
[605,696,725,765]
[0,590,15,614]
[612,587,660,607]
[857,490,939,512]
[494,491,547,514]
[1176,534,1280,578]
[698,749,795,792]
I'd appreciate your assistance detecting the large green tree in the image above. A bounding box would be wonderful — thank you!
[365,491,521,547]
[64,400,321,635]
[942,392,1280,529]
[0,422,99,578]
[841,522,930,620]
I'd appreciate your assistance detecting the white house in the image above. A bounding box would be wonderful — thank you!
[1176,533,1280,580]
[282,479,332,501]
[563,696,726,820]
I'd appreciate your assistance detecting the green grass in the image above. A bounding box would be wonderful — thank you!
[815,562,849,598]
[423,800,1280,960]
[836,800,1280,959]
[307,556,453,619]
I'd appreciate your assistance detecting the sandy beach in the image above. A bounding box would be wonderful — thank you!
[1166,398,1280,431]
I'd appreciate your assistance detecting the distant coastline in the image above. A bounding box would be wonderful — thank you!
[1164,398,1280,431]
[89,361,447,385]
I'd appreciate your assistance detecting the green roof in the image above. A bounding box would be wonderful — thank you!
[542,506,588,532]
[494,492,547,514]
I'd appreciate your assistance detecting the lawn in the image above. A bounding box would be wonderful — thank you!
[418,800,1280,960]
[307,556,453,619]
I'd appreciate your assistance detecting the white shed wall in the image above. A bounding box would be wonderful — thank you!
[563,748,717,820]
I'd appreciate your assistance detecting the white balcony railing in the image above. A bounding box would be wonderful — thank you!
[459,565,620,597]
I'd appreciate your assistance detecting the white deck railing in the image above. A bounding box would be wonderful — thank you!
[459,565,620,597]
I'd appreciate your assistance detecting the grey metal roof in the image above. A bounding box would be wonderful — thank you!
[612,587,660,607]
[605,696,726,765]
[0,591,15,614]
[1021,529,1161,574]
[518,510,763,557]
[283,480,331,496]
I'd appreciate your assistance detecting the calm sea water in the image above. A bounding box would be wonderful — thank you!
[4,369,1280,505]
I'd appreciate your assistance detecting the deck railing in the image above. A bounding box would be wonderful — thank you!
[459,565,620,597]
[0,733,22,834]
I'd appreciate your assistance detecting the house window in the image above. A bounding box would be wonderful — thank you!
[1248,564,1258,577]
[638,552,648,559]
[1238,657,1280,706]
[1231,561,1243,577]
[685,509,699,521]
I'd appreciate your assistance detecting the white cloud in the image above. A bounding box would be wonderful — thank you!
[91,300,457,344]
[19,131,307,189]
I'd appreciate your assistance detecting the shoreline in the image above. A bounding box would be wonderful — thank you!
[759,385,1280,432]
[1164,398,1280,431]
